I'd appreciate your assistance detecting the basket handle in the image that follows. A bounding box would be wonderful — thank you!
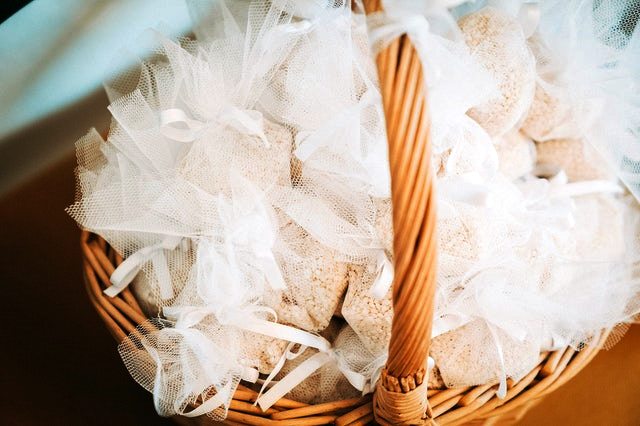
[363,1,438,424]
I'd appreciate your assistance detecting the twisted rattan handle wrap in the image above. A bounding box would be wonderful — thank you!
[363,0,437,423]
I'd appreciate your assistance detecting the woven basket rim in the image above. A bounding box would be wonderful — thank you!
[81,231,607,425]
[78,2,609,423]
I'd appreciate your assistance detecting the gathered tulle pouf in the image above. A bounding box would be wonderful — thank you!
[70,0,640,423]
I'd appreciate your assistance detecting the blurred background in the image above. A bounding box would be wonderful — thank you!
[0,0,193,195]
[1,1,639,425]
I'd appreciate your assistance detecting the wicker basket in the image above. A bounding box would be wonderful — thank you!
[80,1,608,424]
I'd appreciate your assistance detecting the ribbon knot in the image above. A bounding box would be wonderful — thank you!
[136,322,260,419]
[293,89,380,163]
[369,251,395,299]
[160,106,269,146]
[216,184,288,291]
[368,12,430,51]
[157,303,337,415]
[255,339,386,411]
[105,235,185,299]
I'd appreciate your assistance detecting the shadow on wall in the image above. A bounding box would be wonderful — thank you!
[0,0,193,196]
[0,87,110,197]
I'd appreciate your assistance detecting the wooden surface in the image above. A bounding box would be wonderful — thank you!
[1,155,639,425]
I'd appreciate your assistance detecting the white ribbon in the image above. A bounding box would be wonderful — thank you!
[426,356,435,390]
[156,301,420,414]
[105,235,185,299]
[438,176,491,206]
[515,167,623,235]
[367,9,431,55]
[433,253,534,342]
[369,0,464,49]
[167,303,319,353]
[486,322,508,399]
[294,89,379,162]
[159,106,269,146]
[216,186,287,291]
[369,251,395,299]
[141,323,260,418]
[257,342,308,392]
[534,165,624,199]
[159,109,205,143]
[226,312,330,352]
[159,303,337,414]
[256,348,373,411]
[257,349,434,411]
[162,304,381,413]
[163,304,331,353]
[517,1,541,39]
[550,180,624,199]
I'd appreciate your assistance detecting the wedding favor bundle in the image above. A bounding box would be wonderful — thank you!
[69,0,640,421]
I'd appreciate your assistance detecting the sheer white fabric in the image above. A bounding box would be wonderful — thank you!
[67,0,640,419]
[352,0,640,395]
[69,0,391,418]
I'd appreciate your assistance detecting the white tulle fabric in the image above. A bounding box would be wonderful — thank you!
[69,0,392,419]
[521,0,640,200]
[67,0,640,420]
[351,0,640,398]
[269,324,384,404]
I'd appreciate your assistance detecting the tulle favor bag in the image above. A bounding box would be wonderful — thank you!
[74,0,640,425]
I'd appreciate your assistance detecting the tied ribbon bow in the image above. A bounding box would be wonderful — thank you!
[163,305,330,353]
[159,106,269,146]
[518,165,622,222]
[293,89,380,164]
[216,176,288,291]
[543,167,623,199]
[368,251,395,300]
[162,304,380,412]
[518,1,541,39]
[256,347,387,411]
[105,235,185,299]
[515,166,623,232]
[141,322,260,418]
[257,350,436,412]
[366,9,433,113]
[158,304,332,416]
[367,10,430,51]
[366,0,471,63]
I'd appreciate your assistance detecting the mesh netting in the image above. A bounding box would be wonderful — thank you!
[70,0,392,415]
[67,0,640,418]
